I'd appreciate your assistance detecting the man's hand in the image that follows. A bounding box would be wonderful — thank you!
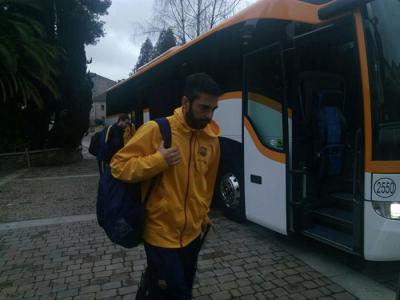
[159,141,181,166]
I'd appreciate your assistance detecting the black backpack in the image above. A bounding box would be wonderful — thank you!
[96,118,171,248]
[88,126,110,156]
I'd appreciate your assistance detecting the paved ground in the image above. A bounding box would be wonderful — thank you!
[0,156,398,299]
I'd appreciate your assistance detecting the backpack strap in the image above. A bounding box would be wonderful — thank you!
[104,125,112,144]
[142,118,171,206]
[153,118,171,149]
[100,125,113,174]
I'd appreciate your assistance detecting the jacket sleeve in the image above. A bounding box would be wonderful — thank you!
[110,121,169,183]
[203,141,221,225]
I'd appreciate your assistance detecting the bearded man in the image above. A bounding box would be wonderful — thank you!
[110,73,221,299]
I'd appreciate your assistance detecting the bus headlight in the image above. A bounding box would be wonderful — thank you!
[390,203,400,218]
[372,202,400,220]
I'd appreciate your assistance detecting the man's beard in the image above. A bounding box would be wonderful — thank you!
[185,106,211,130]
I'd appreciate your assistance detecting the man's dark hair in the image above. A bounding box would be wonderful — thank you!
[184,73,221,102]
[118,114,130,122]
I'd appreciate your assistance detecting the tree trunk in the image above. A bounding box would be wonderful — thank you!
[180,0,186,44]
[196,0,202,37]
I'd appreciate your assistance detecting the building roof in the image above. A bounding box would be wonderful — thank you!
[93,91,107,103]
[90,73,116,98]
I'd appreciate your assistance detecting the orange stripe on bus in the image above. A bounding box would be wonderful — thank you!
[355,11,400,174]
[249,92,286,114]
[244,116,286,164]
[249,92,282,112]
[249,92,293,118]
[219,92,242,100]
[355,11,373,171]
[219,91,293,118]
[367,161,400,174]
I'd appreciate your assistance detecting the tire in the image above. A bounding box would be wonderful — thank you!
[217,165,245,222]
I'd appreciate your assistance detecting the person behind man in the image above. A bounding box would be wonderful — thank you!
[123,119,136,145]
[110,73,221,299]
[97,113,132,174]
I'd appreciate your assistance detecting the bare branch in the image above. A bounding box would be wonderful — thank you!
[147,0,246,43]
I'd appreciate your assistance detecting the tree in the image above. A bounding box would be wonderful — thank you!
[0,0,65,151]
[47,0,111,149]
[0,0,62,109]
[0,0,112,152]
[132,38,154,74]
[152,28,176,59]
[151,0,243,44]
[0,0,111,152]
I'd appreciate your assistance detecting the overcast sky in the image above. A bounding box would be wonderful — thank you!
[85,0,154,81]
[85,0,256,81]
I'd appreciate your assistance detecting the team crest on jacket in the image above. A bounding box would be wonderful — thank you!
[198,146,207,157]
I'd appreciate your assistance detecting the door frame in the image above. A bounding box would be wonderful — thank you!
[242,41,290,234]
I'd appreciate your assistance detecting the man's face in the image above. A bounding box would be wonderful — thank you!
[119,118,131,129]
[183,93,219,129]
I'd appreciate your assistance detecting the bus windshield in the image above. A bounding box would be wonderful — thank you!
[365,0,400,160]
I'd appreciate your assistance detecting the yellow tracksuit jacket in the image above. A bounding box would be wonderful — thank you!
[110,107,220,248]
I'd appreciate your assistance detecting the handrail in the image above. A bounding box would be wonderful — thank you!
[352,128,362,202]
[289,165,308,206]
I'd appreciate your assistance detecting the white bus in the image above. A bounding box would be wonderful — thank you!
[106,0,400,261]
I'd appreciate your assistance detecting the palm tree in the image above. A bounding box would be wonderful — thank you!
[0,0,62,109]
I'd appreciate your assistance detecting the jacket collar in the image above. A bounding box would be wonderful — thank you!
[173,107,220,138]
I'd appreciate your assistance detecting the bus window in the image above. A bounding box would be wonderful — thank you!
[365,1,400,160]
[245,45,284,151]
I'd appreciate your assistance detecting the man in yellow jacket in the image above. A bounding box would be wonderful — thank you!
[110,73,221,299]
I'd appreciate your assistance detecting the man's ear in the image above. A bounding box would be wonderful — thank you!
[182,96,189,109]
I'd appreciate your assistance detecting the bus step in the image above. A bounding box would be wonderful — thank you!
[302,224,356,254]
[328,192,353,209]
[313,207,353,232]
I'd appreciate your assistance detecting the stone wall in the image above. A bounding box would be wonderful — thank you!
[0,148,82,171]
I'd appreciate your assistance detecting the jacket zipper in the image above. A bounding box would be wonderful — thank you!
[180,132,194,247]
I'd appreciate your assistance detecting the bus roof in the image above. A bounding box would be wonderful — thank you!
[107,0,330,94]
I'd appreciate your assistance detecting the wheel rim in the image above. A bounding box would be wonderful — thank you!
[220,173,240,209]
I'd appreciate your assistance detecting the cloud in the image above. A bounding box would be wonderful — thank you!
[86,0,154,81]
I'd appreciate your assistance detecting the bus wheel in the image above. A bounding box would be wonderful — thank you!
[218,171,245,222]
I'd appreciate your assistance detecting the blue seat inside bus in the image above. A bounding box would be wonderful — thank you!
[296,72,347,183]
[317,89,345,177]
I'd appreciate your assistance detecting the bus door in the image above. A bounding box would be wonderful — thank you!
[243,43,289,235]
[287,18,364,254]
